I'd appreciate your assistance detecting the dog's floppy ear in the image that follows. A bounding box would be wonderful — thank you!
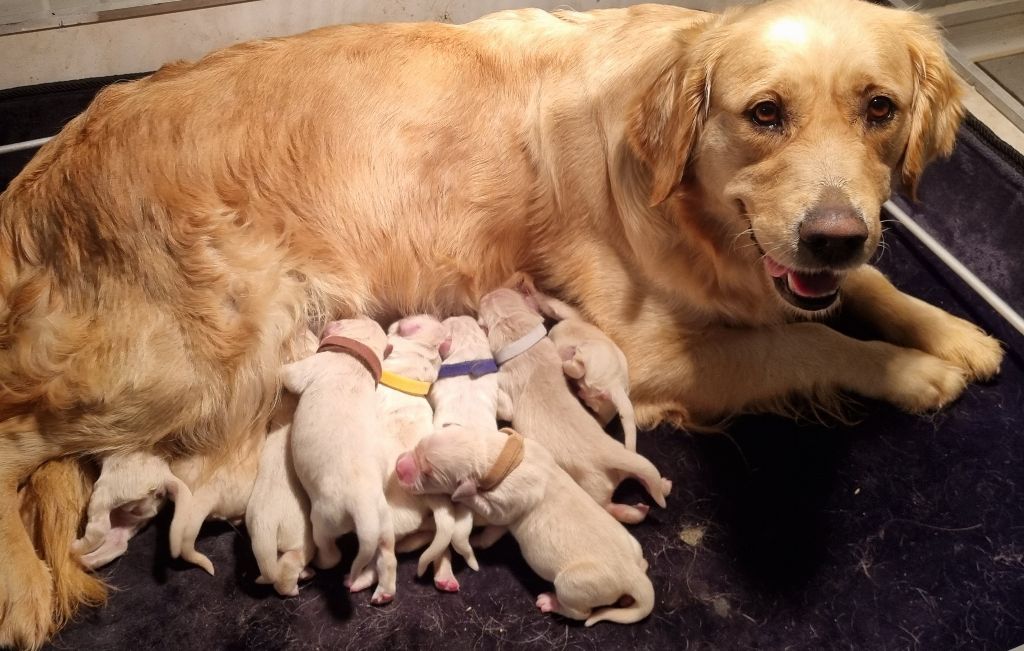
[628,21,724,207]
[451,478,478,502]
[898,12,964,199]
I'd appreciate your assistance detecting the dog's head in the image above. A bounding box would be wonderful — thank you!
[629,0,961,313]
[395,425,492,500]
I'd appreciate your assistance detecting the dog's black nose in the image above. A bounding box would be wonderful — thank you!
[798,192,868,267]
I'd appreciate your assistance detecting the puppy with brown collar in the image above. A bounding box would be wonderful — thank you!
[479,288,669,524]
[396,425,655,625]
[280,318,397,604]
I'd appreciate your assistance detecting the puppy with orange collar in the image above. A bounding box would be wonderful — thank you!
[396,425,655,626]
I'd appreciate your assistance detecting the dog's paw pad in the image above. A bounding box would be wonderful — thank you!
[434,577,460,593]
[536,592,559,613]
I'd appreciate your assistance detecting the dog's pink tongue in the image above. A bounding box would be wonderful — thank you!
[764,257,790,278]
[788,270,840,297]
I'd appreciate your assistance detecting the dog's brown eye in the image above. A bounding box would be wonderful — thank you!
[867,96,894,123]
[751,101,782,128]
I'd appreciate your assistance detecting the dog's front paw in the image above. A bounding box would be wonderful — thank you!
[0,556,55,650]
[536,592,560,614]
[919,316,1003,382]
[875,347,967,413]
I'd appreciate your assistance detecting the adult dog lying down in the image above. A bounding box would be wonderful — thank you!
[0,0,1004,646]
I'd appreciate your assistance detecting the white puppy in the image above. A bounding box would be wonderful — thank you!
[372,315,478,593]
[280,317,396,605]
[72,451,190,569]
[479,288,669,524]
[245,393,315,597]
[396,425,655,626]
[429,315,499,430]
[511,274,637,451]
[168,435,263,576]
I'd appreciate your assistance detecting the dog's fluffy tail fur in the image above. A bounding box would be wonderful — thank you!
[20,458,108,637]
[584,575,655,626]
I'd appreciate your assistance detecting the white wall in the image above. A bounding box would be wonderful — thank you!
[0,0,757,90]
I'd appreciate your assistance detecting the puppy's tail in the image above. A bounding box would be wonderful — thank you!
[608,385,637,453]
[168,490,215,575]
[347,493,388,587]
[584,574,655,626]
[606,449,668,508]
[248,520,280,589]
[20,458,108,633]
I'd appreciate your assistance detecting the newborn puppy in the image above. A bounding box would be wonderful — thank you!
[280,318,396,605]
[429,315,499,430]
[479,288,669,524]
[374,315,478,593]
[511,274,637,451]
[396,425,654,625]
[73,451,190,569]
[245,394,315,597]
[169,435,264,575]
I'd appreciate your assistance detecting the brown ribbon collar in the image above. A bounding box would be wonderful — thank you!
[478,428,526,492]
[317,335,383,384]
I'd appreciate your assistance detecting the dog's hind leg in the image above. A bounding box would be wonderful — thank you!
[1,418,105,650]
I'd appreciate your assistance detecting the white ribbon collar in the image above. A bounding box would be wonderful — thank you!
[493,323,547,365]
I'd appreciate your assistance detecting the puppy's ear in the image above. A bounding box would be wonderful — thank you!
[628,22,723,207]
[451,478,478,502]
[899,13,964,199]
[383,343,394,358]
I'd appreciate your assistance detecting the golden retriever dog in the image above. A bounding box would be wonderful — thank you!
[0,0,1004,646]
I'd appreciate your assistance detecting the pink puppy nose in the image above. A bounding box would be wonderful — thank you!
[395,453,418,486]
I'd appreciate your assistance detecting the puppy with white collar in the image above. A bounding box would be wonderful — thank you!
[510,274,637,451]
[72,452,190,569]
[280,318,397,605]
[396,425,655,626]
[479,288,669,524]
[370,315,478,593]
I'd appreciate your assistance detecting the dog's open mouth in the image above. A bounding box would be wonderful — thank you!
[763,255,841,312]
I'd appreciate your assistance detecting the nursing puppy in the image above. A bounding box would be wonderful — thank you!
[396,426,654,625]
[72,452,190,570]
[375,315,478,593]
[245,395,315,597]
[168,436,263,576]
[479,288,669,524]
[429,316,499,431]
[1,1,1003,644]
[512,274,637,451]
[280,318,396,605]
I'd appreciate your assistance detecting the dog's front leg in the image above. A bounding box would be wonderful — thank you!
[622,320,969,426]
[841,266,1004,381]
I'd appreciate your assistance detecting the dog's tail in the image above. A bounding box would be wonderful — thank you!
[608,385,638,453]
[346,492,389,587]
[606,449,668,508]
[168,489,215,575]
[584,574,655,626]
[249,520,280,589]
[20,458,108,634]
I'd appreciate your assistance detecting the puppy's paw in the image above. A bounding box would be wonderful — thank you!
[346,568,376,593]
[875,347,967,413]
[369,589,394,606]
[606,502,649,524]
[434,577,460,593]
[0,556,55,650]
[535,592,559,614]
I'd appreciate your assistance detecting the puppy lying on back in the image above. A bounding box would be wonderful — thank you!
[479,288,669,524]
[280,318,396,605]
[72,452,190,570]
[396,425,654,625]
[511,274,637,451]
[245,393,315,597]
[373,315,478,594]
[168,436,264,576]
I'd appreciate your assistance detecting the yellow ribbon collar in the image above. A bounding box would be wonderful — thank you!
[379,369,432,396]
